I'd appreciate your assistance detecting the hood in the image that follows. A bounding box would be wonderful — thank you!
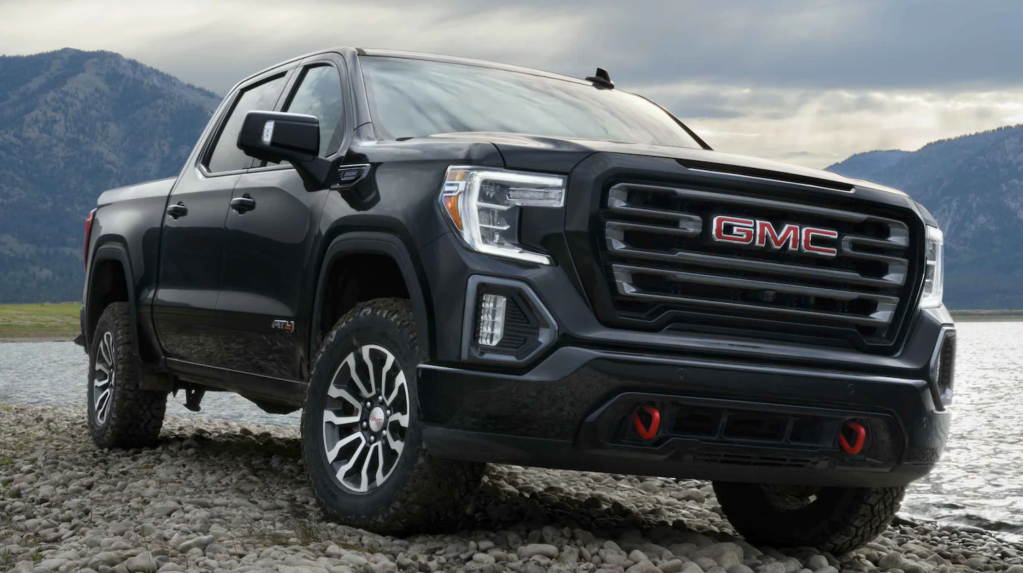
[420,132,906,196]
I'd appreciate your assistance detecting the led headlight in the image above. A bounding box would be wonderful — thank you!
[440,166,566,265]
[920,226,944,308]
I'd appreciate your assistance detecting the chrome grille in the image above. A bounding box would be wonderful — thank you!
[600,182,919,344]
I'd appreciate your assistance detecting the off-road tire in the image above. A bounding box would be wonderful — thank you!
[87,302,167,448]
[713,482,905,553]
[301,298,485,534]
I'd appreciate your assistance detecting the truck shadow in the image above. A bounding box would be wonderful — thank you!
[156,419,734,540]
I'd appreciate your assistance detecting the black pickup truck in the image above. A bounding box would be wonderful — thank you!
[79,47,954,551]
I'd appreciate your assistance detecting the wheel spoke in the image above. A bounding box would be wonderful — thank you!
[95,389,110,417]
[375,441,386,486]
[361,346,378,397]
[99,339,111,365]
[325,430,362,464]
[359,442,376,492]
[385,428,404,456]
[389,412,409,428]
[327,385,362,410]
[342,353,371,398]
[386,371,406,406]
[379,352,395,402]
[323,411,360,426]
[335,437,366,485]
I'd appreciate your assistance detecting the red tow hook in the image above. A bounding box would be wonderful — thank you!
[839,421,866,455]
[633,404,661,441]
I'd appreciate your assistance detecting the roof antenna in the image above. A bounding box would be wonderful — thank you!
[586,67,614,89]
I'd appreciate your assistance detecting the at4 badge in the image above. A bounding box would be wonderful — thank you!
[271,320,295,333]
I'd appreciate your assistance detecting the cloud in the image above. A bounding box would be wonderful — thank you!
[647,83,1023,166]
[1,0,1020,167]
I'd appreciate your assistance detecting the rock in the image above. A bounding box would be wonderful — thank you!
[474,553,496,565]
[518,544,559,560]
[558,547,579,564]
[662,560,687,573]
[326,544,344,558]
[156,564,184,572]
[694,543,744,569]
[761,563,787,573]
[38,559,69,571]
[151,502,182,517]
[728,566,754,573]
[125,555,157,573]
[681,564,706,573]
[176,535,214,553]
[628,560,658,573]
[807,556,830,571]
[696,557,720,571]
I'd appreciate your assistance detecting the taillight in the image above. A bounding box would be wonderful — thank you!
[83,208,97,270]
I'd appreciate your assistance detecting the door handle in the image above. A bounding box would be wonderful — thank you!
[230,195,256,214]
[166,202,188,219]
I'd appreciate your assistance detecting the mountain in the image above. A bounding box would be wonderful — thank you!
[826,150,911,180]
[827,125,1023,309]
[0,48,219,303]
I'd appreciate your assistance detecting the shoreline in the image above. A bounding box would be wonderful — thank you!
[3,403,1023,573]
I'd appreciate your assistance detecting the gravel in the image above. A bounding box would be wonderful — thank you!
[2,403,1022,573]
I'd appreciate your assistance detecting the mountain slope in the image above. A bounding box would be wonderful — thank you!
[0,48,219,303]
[826,150,911,180]
[827,125,1023,309]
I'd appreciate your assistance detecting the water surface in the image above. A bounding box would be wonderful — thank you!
[2,322,1020,534]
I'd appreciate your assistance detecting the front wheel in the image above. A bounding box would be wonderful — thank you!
[87,302,167,448]
[301,298,485,534]
[713,482,905,553]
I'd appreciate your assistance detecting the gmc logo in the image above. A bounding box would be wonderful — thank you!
[712,216,838,257]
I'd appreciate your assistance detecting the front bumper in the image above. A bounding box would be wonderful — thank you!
[419,340,951,488]
[416,233,953,488]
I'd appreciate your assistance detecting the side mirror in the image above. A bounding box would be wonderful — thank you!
[238,111,332,187]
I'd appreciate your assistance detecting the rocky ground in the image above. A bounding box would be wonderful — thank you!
[1,404,1021,573]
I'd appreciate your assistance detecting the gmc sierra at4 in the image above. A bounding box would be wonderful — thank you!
[79,48,955,551]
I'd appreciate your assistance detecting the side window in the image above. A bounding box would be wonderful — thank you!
[284,65,344,157]
[206,74,287,173]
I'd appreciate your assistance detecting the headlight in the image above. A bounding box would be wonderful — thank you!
[920,226,944,308]
[440,166,566,265]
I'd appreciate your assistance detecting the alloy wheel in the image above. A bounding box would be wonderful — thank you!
[322,344,410,493]
[93,331,116,425]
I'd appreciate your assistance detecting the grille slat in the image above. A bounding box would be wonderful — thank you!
[599,181,920,345]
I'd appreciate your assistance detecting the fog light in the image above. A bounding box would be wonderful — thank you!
[478,294,507,347]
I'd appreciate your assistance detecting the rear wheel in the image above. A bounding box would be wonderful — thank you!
[713,482,905,553]
[87,302,167,448]
[301,298,485,534]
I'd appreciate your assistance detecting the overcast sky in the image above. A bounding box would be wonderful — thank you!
[2,0,1021,168]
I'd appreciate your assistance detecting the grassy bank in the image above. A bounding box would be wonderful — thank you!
[950,309,1023,321]
[0,303,79,340]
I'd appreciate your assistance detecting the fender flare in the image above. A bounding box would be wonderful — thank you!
[83,243,137,350]
[310,232,432,360]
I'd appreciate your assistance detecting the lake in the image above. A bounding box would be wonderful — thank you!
[2,321,1021,536]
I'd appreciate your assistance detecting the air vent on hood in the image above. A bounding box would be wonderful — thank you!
[676,159,855,193]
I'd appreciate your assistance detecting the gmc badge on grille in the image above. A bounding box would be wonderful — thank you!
[712,216,838,257]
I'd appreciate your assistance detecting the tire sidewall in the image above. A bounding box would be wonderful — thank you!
[302,304,423,519]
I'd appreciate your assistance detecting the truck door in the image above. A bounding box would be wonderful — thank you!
[215,58,348,380]
[153,71,290,367]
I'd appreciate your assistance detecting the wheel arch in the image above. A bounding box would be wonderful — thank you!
[311,232,433,361]
[84,244,136,351]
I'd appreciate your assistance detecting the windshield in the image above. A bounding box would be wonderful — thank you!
[360,56,702,149]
